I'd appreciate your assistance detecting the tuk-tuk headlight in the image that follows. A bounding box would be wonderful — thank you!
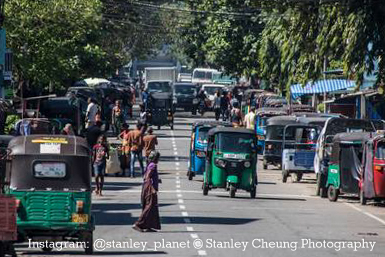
[76,200,84,213]
[215,158,226,168]
[244,161,251,168]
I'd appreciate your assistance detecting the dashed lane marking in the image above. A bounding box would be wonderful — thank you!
[198,250,207,256]
[345,203,385,226]
[186,226,194,231]
[179,205,186,210]
[190,234,199,239]
[181,212,189,217]
[178,199,184,204]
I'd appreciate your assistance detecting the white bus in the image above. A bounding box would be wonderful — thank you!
[191,68,218,84]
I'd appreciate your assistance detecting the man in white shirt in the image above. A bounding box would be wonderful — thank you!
[244,106,256,130]
[86,98,98,128]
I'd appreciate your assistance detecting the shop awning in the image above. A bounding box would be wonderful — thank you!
[291,79,356,99]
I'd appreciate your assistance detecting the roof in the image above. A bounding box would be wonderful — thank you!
[149,92,173,99]
[332,132,377,144]
[266,116,298,126]
[296,117,330,124]
[293,112,344,118]
[8,135,90,156]
[291,79,356,99]
[202,84,225,88]
[193,68,218,72]
[207,127,255,136]
[192,120,232,130]
[174,83,196,87]
[255,107,287,115]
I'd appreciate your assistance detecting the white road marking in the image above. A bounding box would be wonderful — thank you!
[176,180,181,184]
[174,152,178,155]
[176,185,181,189]
[176,162,180,166]
[182,212,189,217]
[345,203,385,226]
[176,172,180,175]
[176,176,180,179]
[190,234,199,239]
[186,226,194,231]
[175,157,180,161]
[198,250,207,256]
[184,218,191,223]
[179,205,186,210]
[178,199,184,204]
[176,167,180,170]
[177,194,183,198]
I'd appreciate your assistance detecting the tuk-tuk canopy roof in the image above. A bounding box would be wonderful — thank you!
[207,127,255,136]
[266,116,298,126]
[255,107,287,116]
[149,92,173,100]
[8,135,90,156]
[192,120,232,130]
[324,118,376,136]
[293,112,344,118]
[296,117,330,127]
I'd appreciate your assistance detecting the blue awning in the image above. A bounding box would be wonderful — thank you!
[290,79,356,99]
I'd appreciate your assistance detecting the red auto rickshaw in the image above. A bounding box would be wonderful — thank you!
[360,134,385,205]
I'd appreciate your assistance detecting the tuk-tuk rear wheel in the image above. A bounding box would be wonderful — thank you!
[327,186,339,202]
[230,185,236,198]
[203,184,209,196]
[84,231,94,255]
[250,186,256,199]
[188,172,193,181]
[360,190,367,205]
[282,170,289,183]
[292,172,302,182]
[263,160,268,170]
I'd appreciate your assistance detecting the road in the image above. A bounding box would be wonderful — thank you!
[15,112,385,257]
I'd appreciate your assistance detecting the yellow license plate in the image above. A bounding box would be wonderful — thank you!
[72,214,89,223]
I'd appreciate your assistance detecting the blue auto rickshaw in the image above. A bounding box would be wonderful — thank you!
[255,108,287,154]
[188,121,231,180]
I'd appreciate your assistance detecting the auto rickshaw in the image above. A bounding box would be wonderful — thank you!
[360,133,385,205]
[5,135,94,254]
[326,132,373,202]
[188,121,231,180]
[263,116,298,170]
[281,124,320,182]
[314,118,375,197]
[203,127,257,198]
[255,108,287,154]
[146,92,174,130]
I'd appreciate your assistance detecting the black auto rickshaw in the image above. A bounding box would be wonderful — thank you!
[146,92,174,130]
[263,116,298,169]
[4,135,94,254]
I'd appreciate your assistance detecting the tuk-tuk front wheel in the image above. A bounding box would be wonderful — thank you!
[84,231,94,255]
[282,170,289,183]
[292,172,303,182]
[203,184,209,196]
[360,189,367,205]
[158,126,161,130]
[230,185,236,198]
[327,186,339,202]
[263,160,268,170]
[250,185,256,199]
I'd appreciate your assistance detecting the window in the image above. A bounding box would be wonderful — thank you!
[175,85,196,95]
[197,128,210,144]
[376,142,385,159]
[147,82,172,93]
[217,133,255,153]
[34,162,66,178]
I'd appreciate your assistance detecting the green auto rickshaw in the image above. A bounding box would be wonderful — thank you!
[203,127,258,198]
[5,135,94,254]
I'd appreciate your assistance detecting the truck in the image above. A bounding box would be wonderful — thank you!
[144,67,178,84]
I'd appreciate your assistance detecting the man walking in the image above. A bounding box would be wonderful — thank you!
[143,127,158,165]
[128,122,145,177]
[85,98,98,129]
[244,106,256,130]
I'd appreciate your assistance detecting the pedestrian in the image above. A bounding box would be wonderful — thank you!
[92,135,109,196]
[61,123,74,135]
[112,100,124,137]
[230,101,243,127]
[128,122,145,177]
[139,104,147,125]
[86,121,103,149]
[213,91,221,121]
[85,98,98,129]
[143,127,158,165]
[244,106,256,130]
[119,123,131,176]
[142,89,148,108]
[132,151,161,232]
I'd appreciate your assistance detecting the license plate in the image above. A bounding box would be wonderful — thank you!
[72,214,89,223]
[231,162,237,168]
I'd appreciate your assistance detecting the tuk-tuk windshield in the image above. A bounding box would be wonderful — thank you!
[217,133,255,153]
[376,142,385,159]
[154,100,166,108]
[175,85,196,95]
[147,82,172,93]
[197,128,210,144]
[266,126,296,141]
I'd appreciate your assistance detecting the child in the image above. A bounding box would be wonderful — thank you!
[92,135,109,196]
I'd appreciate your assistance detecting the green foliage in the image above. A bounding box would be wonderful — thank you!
[5,114,18,134]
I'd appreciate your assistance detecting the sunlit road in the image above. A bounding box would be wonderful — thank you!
[15,112,385,257]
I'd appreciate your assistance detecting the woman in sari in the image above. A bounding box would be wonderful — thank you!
[133,151,161,232]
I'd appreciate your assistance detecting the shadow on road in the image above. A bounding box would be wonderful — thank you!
[161,216,259,225]
[96,181,142,191]
[160,156,189,162]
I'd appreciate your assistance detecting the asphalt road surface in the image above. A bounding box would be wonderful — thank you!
[15,112,385,257]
